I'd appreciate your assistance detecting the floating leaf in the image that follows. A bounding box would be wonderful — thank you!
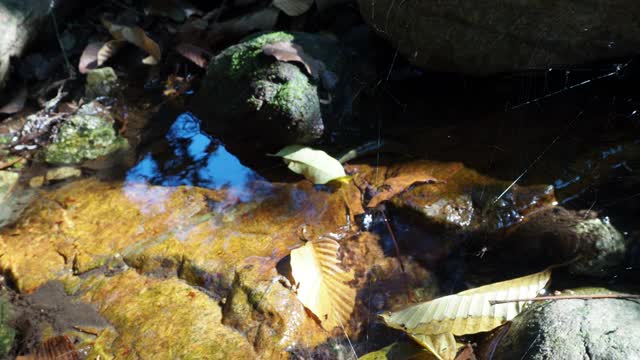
[175,43,212,68]
[0,85,27,114]
[101,17,162,64]
[290,237,356,330]
[368,173,439,208]
[381,269,551,336]
[97,40,127,66]
[273,0,314,16]
[272,145,347,185]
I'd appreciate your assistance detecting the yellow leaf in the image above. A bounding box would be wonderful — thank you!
[409,333,459,360]
[381,269,551,336]
[101,17,162,64]
[272,145,347,185]
[290,238,356,330]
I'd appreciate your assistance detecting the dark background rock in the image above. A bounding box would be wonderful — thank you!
[358,0,640,74]
[494,293,640,359]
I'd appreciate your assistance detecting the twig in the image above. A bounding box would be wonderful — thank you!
[489,293,640,306]
[49,9,76,79]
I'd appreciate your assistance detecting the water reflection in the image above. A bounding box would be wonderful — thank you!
[124,113,269,211]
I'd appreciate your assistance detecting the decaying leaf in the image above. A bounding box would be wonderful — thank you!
[97,40,127,66]
[0,85,27,114]
[272,145,347,185]
[16,335,79,360]
[78,42,103,74]
[382,269,551,335]
[175,43,212,68]
[273,0,314,16]
[263,41,321,78]
[368,173,439,208]
[101,17,162,64]
[290,238,356,330]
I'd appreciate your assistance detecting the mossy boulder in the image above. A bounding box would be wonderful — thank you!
[42,101,128,165]
[192,31,349,146]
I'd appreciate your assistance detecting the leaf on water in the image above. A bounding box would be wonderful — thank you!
[272,145,347,185]
[368,173,439,208]
[381,269,551,336]
[0,85,27,114]
[273,0,314,16]
[175,43,212,68]
[409,333,460,360]
[97,40,127,66]
[290,238,356,330]
[78,42,103,74]
[101,17,162,64]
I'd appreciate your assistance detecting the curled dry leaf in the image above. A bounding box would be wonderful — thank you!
[78,42,103,74]
[368,173,439,208]
[290,238,356,330]
[97,40,127,67]
[272,145,347,185]
[101,17,162,64]
[175,43,212,68]
[273,0,314,16]
[0,85,27,114]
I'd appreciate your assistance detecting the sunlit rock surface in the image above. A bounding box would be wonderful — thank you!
[359,0,640,74]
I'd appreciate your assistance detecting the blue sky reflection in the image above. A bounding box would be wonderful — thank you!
[125,112,268,205]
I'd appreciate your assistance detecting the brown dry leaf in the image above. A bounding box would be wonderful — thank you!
[273,0,314,16]
[16,335,79,360]
[97,40,127,66]
[78,42,103,74]
[0,85,27,114]
[101,17,162,64]
[262,41,325,80]
[290,238,356,330]
[368,173,439,208]
[175,43,212,68]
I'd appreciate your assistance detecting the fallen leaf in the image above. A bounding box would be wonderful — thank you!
[16,335,79,360]
[78,42,103,74]
[262,41,325,79]
[0,85,27,114]
[272,145,347,185]
[97,40,127,66]
[146,0,202,22]
[381,269,551,336]
[208,6,279,40]
[273,0,314,16]
[290,237,356,330]
[410,333,460,360]
[175,43,212,68]
[368,173,439,208]
[359,341,437,360]
[101,17,162,64]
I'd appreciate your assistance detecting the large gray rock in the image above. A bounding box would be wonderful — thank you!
[191,31,349,146]
[0,0,51,89]
[358,1,640,74]
[494,290,640,359]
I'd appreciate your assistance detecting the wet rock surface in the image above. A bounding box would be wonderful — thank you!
[494,289,640,359]
[192,31,349,147]
[358,0,640,74]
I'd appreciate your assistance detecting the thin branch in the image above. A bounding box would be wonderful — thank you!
[489,293,640,306]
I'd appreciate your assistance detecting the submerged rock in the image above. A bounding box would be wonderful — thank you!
[42,101,128,165]
[192,31,349,146]
[494,288,640,359]
[358,0,640,74]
